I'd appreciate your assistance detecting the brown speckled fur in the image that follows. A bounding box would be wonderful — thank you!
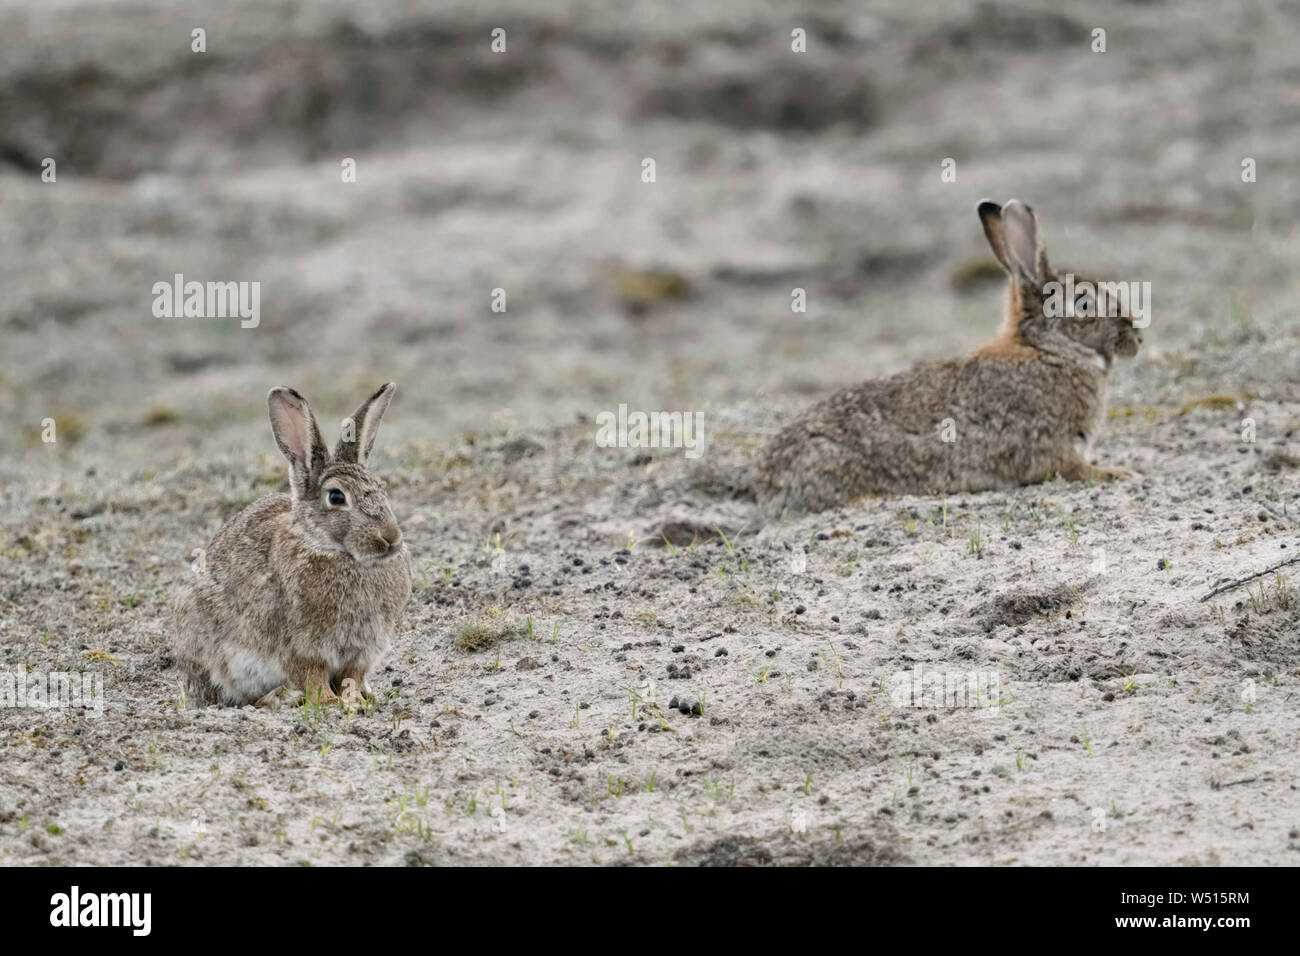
[171,384,412,705]
[758,200,1143,520]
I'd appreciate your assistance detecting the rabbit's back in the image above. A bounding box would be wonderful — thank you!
[172,494,293,703]
[758,359,963,515]
[758,352,1103,517]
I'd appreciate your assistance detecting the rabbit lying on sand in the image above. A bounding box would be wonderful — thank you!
[758,200,1143,520]
[172,383,411,707]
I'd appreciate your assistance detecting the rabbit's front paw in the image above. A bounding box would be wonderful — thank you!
[1094,465,1137,481]
[339,677,371,710]
[307,686,339,707]
[290,666,338,707]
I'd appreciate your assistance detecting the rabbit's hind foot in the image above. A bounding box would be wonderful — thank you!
[1058,456,1137,484]
[255,685,304,709]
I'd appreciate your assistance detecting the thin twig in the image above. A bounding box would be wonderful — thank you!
[1200,553,1300,602]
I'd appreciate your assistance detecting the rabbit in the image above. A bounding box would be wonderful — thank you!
[757,199,1143,520]
[171,383,412,707]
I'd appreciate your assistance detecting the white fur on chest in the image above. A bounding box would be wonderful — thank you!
[224,648,287,701]
[319,619,391,671]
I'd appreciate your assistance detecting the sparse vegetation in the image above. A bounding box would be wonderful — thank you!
[454,616,524,653]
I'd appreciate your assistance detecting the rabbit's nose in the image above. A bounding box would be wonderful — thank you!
[380,525,402,549]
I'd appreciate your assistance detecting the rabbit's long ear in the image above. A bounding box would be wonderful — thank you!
[999,199,1048,284]
[977,200,1012,273]
[268,387,330,499]
[335,382,395,465]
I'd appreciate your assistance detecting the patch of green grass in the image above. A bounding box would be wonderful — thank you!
[454,617,524,653]
[1177,393,1248,416]
[1247,571,1292,614]
[949,256,1005,292]
[616,269,689,310]
[1062,514,1079,547]
[144,405,179,426]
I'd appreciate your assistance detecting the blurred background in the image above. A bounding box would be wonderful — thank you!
[2,0,1298,478]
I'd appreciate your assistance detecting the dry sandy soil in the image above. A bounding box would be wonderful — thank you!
[1,0,1298,865]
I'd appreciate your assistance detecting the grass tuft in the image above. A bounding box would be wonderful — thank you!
[454,618,524,653]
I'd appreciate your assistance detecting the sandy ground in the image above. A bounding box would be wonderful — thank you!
[1,0,1299,865]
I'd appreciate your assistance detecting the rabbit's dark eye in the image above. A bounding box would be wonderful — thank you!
[327,489,347,507]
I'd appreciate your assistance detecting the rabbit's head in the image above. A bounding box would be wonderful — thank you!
[267,383,404,564]
[978,199,1143,368]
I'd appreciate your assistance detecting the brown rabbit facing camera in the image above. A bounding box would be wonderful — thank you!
[172,383,412,707]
